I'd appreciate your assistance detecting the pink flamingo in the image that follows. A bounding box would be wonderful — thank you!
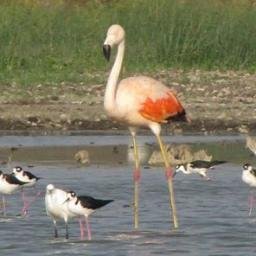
[103,24,189,229]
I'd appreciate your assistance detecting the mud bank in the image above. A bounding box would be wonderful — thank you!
[0,70,255,135]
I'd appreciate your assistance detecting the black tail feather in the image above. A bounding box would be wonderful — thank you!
[210,160,227,167]
[97,199,114,208]
[78,195,113,210]
[166,110,188,123]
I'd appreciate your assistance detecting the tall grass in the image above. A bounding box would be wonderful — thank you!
[0,0,256,85]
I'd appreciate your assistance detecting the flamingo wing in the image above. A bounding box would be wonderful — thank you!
[139,92,187,123]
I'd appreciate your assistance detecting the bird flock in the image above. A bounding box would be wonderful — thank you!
[0,166,40,217]
[0,24,255,242]
[0,166,113,241]
[0,151,255,241]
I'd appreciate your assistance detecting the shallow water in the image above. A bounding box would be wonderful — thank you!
[0,135,255,256]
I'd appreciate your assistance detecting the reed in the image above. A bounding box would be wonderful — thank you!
[0,0,255,85]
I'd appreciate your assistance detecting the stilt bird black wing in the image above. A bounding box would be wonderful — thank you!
[190,160,226,169]
[6,174,28,185]
[78,195,113,210]
[23,171,40,181]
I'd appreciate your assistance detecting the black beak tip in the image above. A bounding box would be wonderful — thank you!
[103,44,111,61]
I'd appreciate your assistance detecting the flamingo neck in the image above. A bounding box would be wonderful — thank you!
[104,40,125,112]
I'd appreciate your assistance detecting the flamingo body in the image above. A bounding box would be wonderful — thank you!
[107,76,185,127]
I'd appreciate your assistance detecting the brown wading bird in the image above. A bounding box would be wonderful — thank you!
[102,24,189,229]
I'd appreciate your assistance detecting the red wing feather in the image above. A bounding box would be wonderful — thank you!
[139,92,185,123]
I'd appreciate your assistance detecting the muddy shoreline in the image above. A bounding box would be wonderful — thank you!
[0,70,255,135]
[0,118,255,135]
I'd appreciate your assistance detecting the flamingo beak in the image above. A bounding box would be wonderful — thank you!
[103,44,111,61]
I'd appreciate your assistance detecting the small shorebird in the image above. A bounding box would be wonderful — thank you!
[45,184,75,239]
[12,166,41,215]
[0,170,27,216]
[65,191,113,240]
[103,24,188,229]
[242,163,256,216]
[175,160,226,180]
[12,166,40,187]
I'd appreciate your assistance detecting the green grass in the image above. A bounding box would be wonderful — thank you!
[0,0,256,85]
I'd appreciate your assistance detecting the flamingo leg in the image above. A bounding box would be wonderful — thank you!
[156,134,179,229]
[79,218,85,240]
[85,216,92,240]
[131,132,140,229]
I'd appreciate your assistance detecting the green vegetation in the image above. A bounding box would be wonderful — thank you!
[0,0,256,85]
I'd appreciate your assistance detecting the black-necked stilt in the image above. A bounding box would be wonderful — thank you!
[0,170,27,216]
[45,184,76,239]
[175,160,226,180]
[65,191,113,240]
[242,163,256,216]
[12,166,41,216]
[12,166,40,187]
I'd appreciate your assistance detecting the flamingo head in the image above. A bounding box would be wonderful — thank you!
[103,24,125,61]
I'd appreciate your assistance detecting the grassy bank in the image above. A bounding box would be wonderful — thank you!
[0,0,256,85]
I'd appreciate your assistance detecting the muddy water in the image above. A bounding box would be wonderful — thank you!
[0,135,255,256]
